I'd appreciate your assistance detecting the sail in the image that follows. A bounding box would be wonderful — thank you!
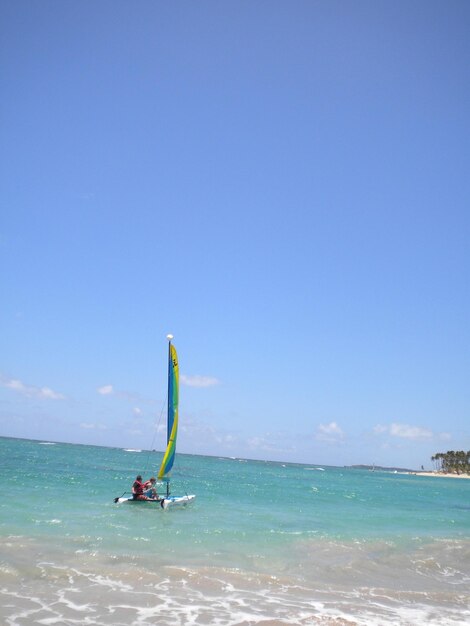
[157,342,179,480]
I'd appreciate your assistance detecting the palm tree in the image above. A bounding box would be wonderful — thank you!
[430,451,470,475]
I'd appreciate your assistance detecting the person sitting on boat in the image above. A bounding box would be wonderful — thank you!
[132,475,150,500]
[144,477,158,500]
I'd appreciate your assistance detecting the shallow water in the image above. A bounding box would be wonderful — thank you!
[1,436,469,625]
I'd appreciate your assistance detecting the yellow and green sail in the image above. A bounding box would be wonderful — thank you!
[158,342,179,481]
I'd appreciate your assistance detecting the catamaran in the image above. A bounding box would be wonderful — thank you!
[115,335,195,509]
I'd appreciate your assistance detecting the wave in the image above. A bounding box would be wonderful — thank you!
[1,538,469,626]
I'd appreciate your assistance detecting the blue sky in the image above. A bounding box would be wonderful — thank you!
[1,1,469,469]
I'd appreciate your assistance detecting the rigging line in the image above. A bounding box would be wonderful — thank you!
[143,391,167,474]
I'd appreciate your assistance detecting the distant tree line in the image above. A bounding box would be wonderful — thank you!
[431,451,470,474]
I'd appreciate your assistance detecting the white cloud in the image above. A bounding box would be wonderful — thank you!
[319,421,344,436]
[390,423,433,439]
[246,433,295,455]
[315,421,345,443]
[373,424,388,435]
[96,385,145,403]
[0,374,65,400]
[97,384,114,395]
[374,422,433,440]
[133,407,142,416]
[40,387,64,400]
[4,379,24,392]
[180,374,220,388]
[179,417,242,450]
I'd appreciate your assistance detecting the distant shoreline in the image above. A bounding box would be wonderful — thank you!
[407,471,470,479]
[350,464,470,478]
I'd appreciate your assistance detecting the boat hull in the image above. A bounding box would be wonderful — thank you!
[161,494,196,509]
[116,495,195,509]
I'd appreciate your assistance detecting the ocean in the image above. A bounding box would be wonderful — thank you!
[0,436,469,625]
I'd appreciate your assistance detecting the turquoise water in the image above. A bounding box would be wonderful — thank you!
[1,436,469,625]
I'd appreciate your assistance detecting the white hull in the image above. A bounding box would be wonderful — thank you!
[116,495,195,509]
[161,494,196,509]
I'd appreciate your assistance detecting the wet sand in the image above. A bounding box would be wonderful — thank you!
[408,471,470,479]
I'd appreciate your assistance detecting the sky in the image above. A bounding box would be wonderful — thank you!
[1,1,469,470]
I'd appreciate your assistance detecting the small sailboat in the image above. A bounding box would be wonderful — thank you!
[115,335,195,509]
